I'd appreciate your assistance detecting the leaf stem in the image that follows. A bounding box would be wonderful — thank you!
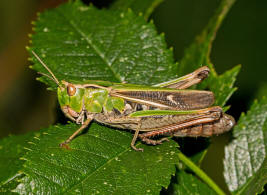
[177,151,226,195]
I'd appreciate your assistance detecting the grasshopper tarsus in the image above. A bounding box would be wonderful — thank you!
[131,145,144,152]
[59,142,71,150]
[140,137,169,145]
[158,137,169,143]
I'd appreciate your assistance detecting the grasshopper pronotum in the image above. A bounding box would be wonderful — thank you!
[32,51,235,151]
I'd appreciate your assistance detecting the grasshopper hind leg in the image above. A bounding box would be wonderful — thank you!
[138,107,222,142]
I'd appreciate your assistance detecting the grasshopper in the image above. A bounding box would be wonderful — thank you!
[32,51,235,151]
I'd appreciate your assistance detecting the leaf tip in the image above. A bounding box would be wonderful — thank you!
[27,141,36,145]
[232,64,242,75]
[25,46,30,51]
[19,157,27,161]
[236,63,242,69]
[33,136,40,140]
[47,87,53,91]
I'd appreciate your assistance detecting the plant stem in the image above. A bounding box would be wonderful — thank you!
[177,151,226,195]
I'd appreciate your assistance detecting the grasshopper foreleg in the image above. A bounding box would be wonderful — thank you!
[60,115,94,148]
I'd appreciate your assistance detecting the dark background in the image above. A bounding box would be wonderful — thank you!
[0,0,266,192]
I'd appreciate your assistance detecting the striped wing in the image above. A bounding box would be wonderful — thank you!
[111,89,214,110]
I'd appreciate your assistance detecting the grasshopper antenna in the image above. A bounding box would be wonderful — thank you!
[37,72,57,83]
[31,50,61,87]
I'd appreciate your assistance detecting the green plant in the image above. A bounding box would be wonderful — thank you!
[0,0,266,194]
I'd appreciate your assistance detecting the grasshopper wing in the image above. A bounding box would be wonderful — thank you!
[110,87,214,110]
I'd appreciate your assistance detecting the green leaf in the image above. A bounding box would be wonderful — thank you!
[0,133,36,194]
[206,65,240,107]
[237,158,267,195]
[30,1,177,90]
[172,171,216,195]
[11,123,179,194]
[177,0,239,107]
[224,97,267,194]
[111,0,164,20]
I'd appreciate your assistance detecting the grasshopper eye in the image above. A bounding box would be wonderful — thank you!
[67,84,76,96]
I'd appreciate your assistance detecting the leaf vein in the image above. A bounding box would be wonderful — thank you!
[58,9,122,83]
[69,148,109,160]
[38,157,84,175]
[28,168,62,187]
[61,143,141,194]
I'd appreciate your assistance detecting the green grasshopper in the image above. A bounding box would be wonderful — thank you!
[32,51,235,151]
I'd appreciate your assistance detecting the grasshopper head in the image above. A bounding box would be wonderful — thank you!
[57,81,85,116]
[31,51,84,120]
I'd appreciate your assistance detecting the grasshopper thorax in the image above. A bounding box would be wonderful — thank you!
[57,80,125,122]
